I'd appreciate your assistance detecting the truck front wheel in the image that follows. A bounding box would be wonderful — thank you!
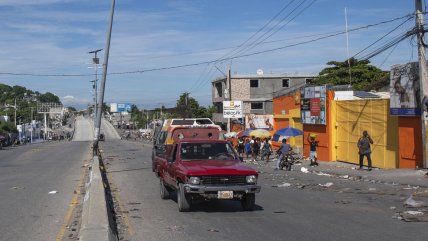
[160,180,170,200]
[177,183,191,212]
[241,193,255,211]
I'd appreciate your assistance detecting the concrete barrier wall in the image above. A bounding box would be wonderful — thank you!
[78,156,118,241]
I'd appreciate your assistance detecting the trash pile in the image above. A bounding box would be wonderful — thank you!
[396,194,428,222]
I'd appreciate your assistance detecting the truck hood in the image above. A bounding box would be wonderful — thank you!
[180,160,257,176]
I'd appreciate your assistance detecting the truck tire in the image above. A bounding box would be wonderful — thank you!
[160,180,170,200]
[241,193,255,211]
[177,183,191,212]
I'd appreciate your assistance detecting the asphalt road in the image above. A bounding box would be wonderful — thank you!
[100,139,428,241]
[0,116,93,241]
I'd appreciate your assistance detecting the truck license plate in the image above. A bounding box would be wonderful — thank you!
[217,191,233,199]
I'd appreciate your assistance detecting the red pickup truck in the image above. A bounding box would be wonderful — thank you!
[155,139,261,212]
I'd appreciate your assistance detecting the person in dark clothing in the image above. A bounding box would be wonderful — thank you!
[307,134,319,166]
[276,138,291,170]
[252,138,260,161]
[237,137,245,157]
[357,130,374,171]
[244,139,251,158]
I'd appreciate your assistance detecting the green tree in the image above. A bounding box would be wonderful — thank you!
[38,92,60,103]
[314,58,389,91]
[176,93,216,119]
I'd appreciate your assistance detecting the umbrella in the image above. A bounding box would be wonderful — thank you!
[248,129,271,138]
[272,127,303,142]
[224,132,238,138]
[236,130,250,138]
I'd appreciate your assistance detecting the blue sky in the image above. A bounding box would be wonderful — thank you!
[0,0,421,109]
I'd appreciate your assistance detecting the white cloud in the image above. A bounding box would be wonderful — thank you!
[60,95,90,108]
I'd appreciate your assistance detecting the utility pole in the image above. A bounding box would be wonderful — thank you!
[14,98,17,127]
[227,65,231,133]
[95,0,115,149]
[146,110,149,129]
[416,0,428,168]
[30,107,34,143]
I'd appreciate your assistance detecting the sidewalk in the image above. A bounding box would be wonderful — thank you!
[244,157,428,188]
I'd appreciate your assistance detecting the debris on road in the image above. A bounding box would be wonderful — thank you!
[276,183,291,188]
[339,175,349,179]
[399,210,428,222]
[404,195,425,208]
[318,182,334,188]
[368,188,377,191]
[315,172,332,177]
[49,190,58,194]
[10,186,25,190]
[335,200,351,204]
[301,167,309,173]
[208,229,220,232]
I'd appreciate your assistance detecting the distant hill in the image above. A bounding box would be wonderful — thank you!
[0,83,63,124]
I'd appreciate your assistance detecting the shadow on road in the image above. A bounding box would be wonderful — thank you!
[106,167,152,173]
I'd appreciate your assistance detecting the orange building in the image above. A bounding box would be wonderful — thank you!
[273,91,302,150]
[398,117,423,168]
[272,88,425,168]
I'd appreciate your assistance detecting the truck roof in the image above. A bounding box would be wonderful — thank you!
[176,139,229,144]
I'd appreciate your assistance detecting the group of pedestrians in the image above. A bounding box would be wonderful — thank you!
[234,130,375,171]
[236,136,273,162]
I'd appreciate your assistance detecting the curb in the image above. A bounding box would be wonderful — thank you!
[78,156,118,241]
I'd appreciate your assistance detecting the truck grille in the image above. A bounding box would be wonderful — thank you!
[201,175,247,185]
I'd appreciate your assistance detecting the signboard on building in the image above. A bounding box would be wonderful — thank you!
[245,114,274,130]
[110,103,131,113]
[390,62,421,116]
[223,101,243,118]
[300,85,326,125]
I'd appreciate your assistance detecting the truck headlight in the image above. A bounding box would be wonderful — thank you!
[189,176,200,185]
[246,175,257,184]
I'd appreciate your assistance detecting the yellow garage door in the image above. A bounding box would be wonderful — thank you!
[334,99,399,168]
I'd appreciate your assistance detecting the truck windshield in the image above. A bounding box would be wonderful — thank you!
[180,142,237,161]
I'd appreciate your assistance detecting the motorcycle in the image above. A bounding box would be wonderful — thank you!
[278,152,294,171]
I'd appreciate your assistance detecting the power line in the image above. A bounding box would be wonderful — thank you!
[353,15,414,59]
[187,0,301,97]
[0,13,416,78]
[218,0,302,64]
[227,0,318,60]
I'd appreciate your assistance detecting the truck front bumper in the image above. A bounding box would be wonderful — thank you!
[183,184,261,194]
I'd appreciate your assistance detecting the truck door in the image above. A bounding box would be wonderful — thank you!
[163,144,178,187]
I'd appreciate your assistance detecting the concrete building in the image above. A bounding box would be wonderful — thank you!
[211,72,316,127]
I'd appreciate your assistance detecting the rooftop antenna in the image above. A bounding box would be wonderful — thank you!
[345,7,352,88]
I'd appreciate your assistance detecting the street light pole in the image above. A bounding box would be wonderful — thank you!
[14,98,17,127]
[95,0,115,148]
[88,48,103,136]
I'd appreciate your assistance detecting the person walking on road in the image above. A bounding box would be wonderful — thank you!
[357,130,374,171]
[251,137,260,162]
[237,137,245,158]
[307,134,319,166]
[261,138,272,161]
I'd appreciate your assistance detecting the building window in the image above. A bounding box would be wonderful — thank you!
[250,79,259,88]
[305,78,313,85]
[282,78,290,88]
[215,82,223,97]
[251,102,263,110]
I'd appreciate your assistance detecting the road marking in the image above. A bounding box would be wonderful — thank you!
[55,151,90,241]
